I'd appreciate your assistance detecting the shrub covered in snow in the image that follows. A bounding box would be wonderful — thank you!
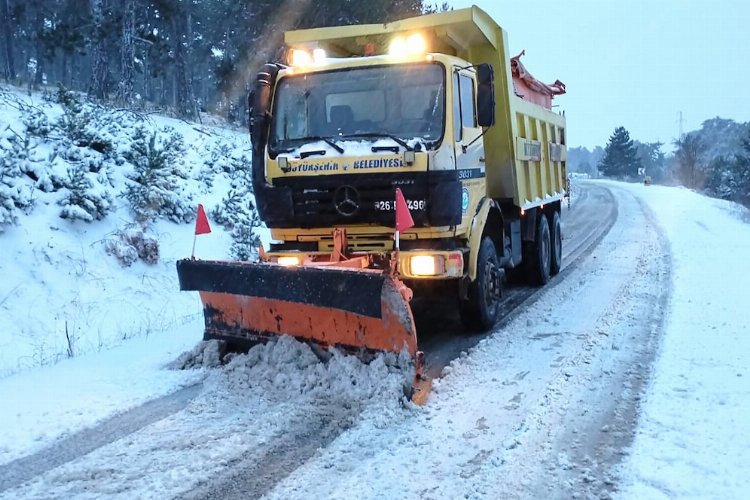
[195,138,251,193]
[22,107,53,139]
[0,127,36,231]
[58,163,113,222]
[104,226,160,266]
[230,216,262,261]
[122,125,193,224]
[211,165,261,261]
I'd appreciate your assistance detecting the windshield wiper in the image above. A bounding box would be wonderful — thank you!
[294,136,345,154]
[338,133,414,152]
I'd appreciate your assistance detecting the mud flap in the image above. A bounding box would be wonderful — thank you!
[176,259,418,358]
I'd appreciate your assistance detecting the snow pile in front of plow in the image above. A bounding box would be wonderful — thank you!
[198,336,416,406]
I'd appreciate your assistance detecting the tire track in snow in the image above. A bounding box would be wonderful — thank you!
[182,404,358,500]
[521,185,672,498]
[0,383,202,493]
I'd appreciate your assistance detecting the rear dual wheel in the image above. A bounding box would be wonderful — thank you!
[528,210,562,284]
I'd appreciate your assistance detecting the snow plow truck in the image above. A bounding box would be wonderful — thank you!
[177,6,567,401]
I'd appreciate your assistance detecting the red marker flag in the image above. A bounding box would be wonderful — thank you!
[195,204,212,235]
[395,188,414,232]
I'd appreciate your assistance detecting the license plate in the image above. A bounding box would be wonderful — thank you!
[374,199,426,211]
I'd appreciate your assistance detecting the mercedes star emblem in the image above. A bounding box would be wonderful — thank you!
[333,185,360,216]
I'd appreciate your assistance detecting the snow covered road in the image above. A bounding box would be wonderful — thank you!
[2,180,749,499]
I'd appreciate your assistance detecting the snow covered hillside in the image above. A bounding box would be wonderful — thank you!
[0,85,258,376]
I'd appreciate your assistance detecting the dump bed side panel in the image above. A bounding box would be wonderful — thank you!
[507,97,567,208]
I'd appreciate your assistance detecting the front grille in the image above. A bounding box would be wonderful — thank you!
[274,173,433,228]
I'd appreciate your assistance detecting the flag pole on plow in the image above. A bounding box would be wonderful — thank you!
[192,204,212,259]
[394,188,414,252]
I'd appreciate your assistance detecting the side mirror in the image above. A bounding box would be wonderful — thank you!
[250,63,279,154]
[476,63,495,127]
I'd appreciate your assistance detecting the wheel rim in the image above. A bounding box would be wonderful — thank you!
[483,260,501,311]
[541,228,550,274]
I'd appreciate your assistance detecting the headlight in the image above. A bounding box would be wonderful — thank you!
[277,256,301,267]
[290,49,311,68]
[389,34,426,57]
[312,48,327,64]
[388,37,407,57]
[410,255,438,276]
[406,34,426,54]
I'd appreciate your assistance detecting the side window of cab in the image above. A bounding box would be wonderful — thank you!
[453,71,477,142]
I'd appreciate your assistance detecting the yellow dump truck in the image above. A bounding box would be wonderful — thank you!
[177,6,566,395]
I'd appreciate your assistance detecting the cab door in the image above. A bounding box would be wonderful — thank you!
[452,69,485,226]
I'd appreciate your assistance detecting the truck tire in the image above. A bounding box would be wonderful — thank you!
[459,237,502,332]
[529,213,551,285]
[550,210,562,276]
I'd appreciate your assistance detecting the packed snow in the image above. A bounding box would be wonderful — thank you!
[616,183,750,498]
[1,86,749,498]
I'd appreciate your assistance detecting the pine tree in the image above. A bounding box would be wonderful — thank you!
[123,126,192,223]
[58,163,112,222]
[598,127,642,179]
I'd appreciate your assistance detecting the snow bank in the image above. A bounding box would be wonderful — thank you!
[616,183,750,498]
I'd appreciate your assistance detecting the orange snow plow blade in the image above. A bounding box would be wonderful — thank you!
[176,259,418,359]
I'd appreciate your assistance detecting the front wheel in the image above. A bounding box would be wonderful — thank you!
[459,237,503,332]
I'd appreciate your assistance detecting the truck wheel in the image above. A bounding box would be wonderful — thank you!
[550,211,562,276]
[529,213,551,285]
[459,237,502,332]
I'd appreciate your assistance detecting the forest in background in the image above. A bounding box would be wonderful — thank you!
[0,0,446,121]
[568,118,750,208]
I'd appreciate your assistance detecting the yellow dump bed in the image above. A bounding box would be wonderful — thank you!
[285,6,567,209]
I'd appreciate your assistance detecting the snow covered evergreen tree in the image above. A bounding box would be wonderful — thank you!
[209,149,261,260]
[598,127,642,179]
[122,125,192,223]
[58,162,112,222]
[230,216,261,261]
[0,128,33,230]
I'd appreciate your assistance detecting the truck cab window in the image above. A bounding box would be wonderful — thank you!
[454,72,477,142]
[460,75,477,129]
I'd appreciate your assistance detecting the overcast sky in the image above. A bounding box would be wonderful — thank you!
[447,0,749,149]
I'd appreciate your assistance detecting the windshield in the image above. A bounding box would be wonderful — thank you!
[270,63,445,153]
